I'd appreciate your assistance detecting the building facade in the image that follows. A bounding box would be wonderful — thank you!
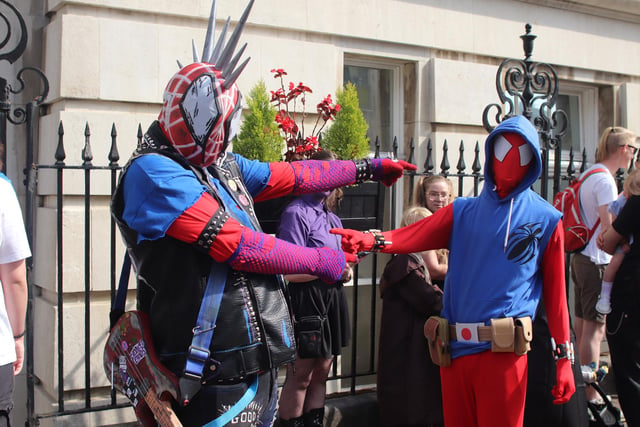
[3,0,640,425]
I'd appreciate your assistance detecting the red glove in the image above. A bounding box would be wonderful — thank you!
[330,228,375,258]
[551,358,576,404]
[371,159,417,186]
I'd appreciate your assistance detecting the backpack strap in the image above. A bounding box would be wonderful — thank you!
[577,167,607,184]
[577,167,609,237]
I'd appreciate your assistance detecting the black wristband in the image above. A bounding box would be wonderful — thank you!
[353,159,373,183]
[13,331,25,339]
[364,229,391,252]
[551,338,574,364]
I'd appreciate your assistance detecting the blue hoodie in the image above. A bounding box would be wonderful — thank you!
[443,115,561,359]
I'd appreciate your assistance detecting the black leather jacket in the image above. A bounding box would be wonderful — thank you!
[111,122,296,383]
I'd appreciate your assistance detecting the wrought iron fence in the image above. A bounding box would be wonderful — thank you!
[24,119,611,425]
[7,10,628,425]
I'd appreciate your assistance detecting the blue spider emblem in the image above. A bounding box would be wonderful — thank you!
[507,223,543,264]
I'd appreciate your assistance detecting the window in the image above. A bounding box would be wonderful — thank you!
[555,83,598,167]
[343,58,406,228]
[343,59,403,156]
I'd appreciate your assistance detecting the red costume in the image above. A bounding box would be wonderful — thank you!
[333,116,574,426]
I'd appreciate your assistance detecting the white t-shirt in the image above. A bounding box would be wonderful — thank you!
[0,174,31,365]
[578,164,617,265]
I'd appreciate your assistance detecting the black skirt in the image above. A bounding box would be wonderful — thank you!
[288,280,351,358]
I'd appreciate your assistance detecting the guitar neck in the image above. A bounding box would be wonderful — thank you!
[143,390,183,427]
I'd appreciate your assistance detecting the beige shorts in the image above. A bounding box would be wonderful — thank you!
[571,252,606,323]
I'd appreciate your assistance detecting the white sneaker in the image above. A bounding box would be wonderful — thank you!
[596,295,611,314]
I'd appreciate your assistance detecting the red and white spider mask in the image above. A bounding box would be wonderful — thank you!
[491,132,533,198]
[158,62,243,168]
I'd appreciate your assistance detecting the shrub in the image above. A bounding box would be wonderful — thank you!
[234,80,284,162]
[321,82,369,160]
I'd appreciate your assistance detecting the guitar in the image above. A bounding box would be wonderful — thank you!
[104,311,183,427]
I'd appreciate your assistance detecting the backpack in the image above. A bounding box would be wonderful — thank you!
[553,168,607,253]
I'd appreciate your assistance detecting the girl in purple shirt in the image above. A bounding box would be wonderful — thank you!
[276,150,352,427]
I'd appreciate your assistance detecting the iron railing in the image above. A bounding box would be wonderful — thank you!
[25,119,612,425]
[14,17,628,427]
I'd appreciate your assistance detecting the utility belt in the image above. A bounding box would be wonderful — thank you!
[423,316,533,367]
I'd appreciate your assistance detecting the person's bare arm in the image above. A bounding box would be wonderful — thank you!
[598,204,612,230]
[0,259,28,375]
[598,226,625,255]
[420,250,447,281]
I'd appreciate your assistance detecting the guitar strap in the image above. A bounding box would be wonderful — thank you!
[110,251,132,329]
[179,261,228,404]
[111,152,262,423]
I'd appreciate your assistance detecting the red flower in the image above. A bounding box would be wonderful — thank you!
[271,68,341,160]
[271,68,287,78]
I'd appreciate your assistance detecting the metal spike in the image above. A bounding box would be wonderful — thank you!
[137,124,144,146]
[201,0,218,63]
[108,123,120,166]
[176,59,183,69]
[209,17,230,64]
[408,137,415,165]
[192,39,200,63]
[440,139,450,176]
[472,141,482,174]
[456,140,466,173]
[55,121,66,164]
[424,139,433,173]
[222,57,250,90]
[82,122,94,164]
[221,43,247,77]
[215,0,254,75]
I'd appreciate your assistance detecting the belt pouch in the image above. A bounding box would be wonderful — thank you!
[424,316,451,367]
[294,315,324,359]
[514,316,533,355]
[490,317,515,353]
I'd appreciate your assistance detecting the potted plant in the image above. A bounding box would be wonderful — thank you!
[320,82,369,160]
[270,68,341,161]
[233,79,283,162]
[237,69,378,232]
[242,69,340,231]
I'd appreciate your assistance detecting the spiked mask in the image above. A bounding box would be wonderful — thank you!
[158,0,254,167]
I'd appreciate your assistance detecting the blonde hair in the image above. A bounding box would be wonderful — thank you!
[412,175,454,210]
[624,168,640,196]
[596,126,638,163]
[400,206,431,227]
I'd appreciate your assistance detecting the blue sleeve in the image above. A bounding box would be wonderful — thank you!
[231,153,272,197]
[121,154,207,242]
